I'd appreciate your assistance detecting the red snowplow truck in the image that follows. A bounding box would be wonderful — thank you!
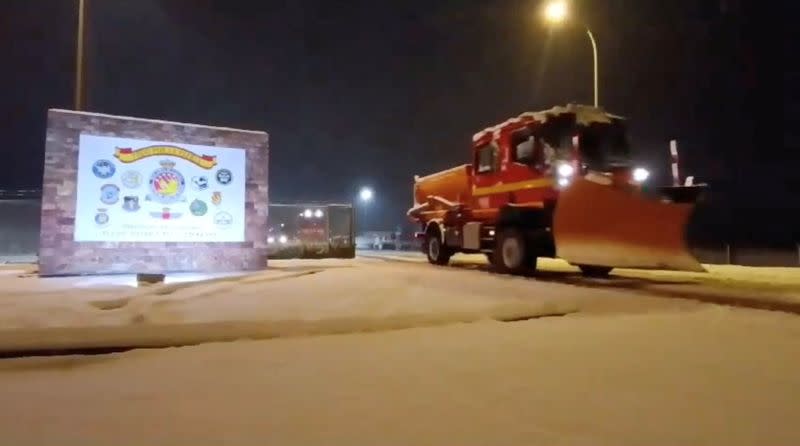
[408,104,706,276]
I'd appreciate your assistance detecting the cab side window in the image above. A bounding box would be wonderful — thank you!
[511,129,537,165]
[475,143,497,174]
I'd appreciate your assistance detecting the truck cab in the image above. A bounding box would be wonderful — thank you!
[470,105,635,215]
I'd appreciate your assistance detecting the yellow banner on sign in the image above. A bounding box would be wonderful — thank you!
[113,145,218,169]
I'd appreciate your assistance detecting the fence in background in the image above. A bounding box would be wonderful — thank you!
[0,199,40,263]
[691,244,800,268]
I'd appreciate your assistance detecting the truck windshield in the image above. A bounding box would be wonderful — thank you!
[578,120,631,169]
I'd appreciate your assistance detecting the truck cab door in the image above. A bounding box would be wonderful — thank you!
[504,128,555,205]
[471,141,503,210]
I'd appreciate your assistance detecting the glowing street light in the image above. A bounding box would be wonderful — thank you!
[543,1,568,23]
[542,1,599,107]
[359,187,374,203]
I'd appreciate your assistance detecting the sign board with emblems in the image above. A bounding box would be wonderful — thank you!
[39,109,269,276]
[74,135,246,242]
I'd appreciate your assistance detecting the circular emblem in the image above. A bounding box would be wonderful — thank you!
[92,160,116,179]
[214,211,232,226]
[148,161,185,204]
[216,169,232,185]
[191,175,209,191]
[100,184,120,205]
[94,210,109,226]
[190,199,208,216]
[121,170,142,189]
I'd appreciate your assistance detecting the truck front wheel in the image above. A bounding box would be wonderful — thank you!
[425,232,453,265]
[493,228,533,275]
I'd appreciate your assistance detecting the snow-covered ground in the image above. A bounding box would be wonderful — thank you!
[363,251,800,290]
[1,258,799,445]
[0,258,585,351]
[363,251,800,307]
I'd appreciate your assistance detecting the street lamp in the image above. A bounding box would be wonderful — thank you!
[544,1,567,23]
[354,187,374,247]
[543,1,599,107]
[359,187,374,203]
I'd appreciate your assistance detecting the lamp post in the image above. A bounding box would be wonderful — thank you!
[352,187,374,251]
[75,0,87,110]
[543,1,599,107]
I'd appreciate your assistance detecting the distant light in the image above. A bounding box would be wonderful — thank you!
[557,163,574,177]
[544,1,568,23]
[633,167,650,183]
[280,223,285,227]
[267,236,275,244]
[314,209,324,218]
[279,235,288,244]
[303,209,313,218]
[359,187,374,202]
[558,177,570,187]
[488,229,495,237]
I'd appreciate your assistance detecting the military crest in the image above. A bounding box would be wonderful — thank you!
[94,208,110,226]
[190,199,208,216]
[147,160,186,204]
[100,184,120,205]
[150,207,183,220]
[122,195,140,212]
[92,159,115,179]
[214,211,232,226]
[191,175,209,191]
[216,168,232,185]
[121,170,142,189]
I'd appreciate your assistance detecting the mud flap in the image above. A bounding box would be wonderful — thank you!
[553,177,705,272]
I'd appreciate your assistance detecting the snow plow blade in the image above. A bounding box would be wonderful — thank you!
[553,177,705,272]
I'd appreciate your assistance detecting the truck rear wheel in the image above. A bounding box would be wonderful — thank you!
[578,265,613,278]
[493,228,533,275]
[425,232,452,265]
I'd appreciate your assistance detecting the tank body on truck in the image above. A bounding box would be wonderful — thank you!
[407,104,707,276]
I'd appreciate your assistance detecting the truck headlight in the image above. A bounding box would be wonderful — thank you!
[632,167,650,183]
[267,236,275,244]
[557,163,575,177]
[279,235,288,244]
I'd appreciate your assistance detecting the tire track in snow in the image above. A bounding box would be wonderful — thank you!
[363,252,800,316]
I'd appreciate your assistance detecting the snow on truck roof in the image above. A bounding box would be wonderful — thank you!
[472,104,625,143]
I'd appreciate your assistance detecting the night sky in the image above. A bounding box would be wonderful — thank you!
[0,0,792,242]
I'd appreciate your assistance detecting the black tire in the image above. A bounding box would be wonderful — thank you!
[425,231,452,265]
[579,265,613,278]
[492,228,532,275]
